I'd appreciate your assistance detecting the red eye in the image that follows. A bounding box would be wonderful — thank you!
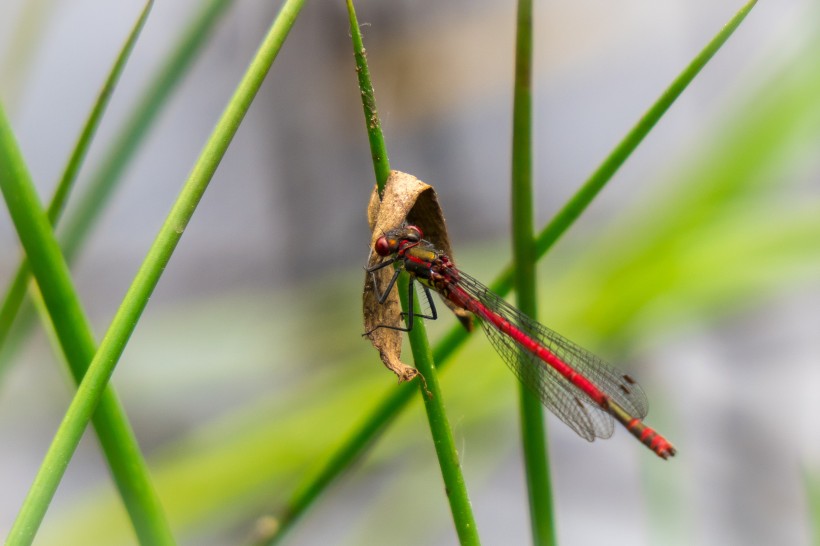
[374,236,391,256]
[407,225,423,239]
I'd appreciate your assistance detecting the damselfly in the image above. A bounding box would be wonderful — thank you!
[366,225,676,459]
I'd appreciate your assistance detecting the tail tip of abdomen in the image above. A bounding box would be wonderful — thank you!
[652,438,677,460]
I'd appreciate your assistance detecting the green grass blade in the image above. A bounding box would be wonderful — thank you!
[480,0,760,300]
[510,1,555,544]
[348,2,390,190]
[807,467,820,546]
[263,3,480,545]
[347,2,478,543]
[3,1,304,543]
[0,0,52,111]
[58,0,236,263]
[396,274,481,545]
[265,0,757,536]
[0,104,175,544]
[528,0,758,272]
[0,0,236,378]
[0,0,154,379]
[54,1,154,224]
[259,382,421,545]
[0,6,179,543]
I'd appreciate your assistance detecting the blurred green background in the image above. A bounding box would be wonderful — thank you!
[0,1,818,545]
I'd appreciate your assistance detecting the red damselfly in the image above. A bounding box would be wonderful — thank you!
[366,225,676,459]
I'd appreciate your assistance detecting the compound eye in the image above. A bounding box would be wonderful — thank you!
[374,236,392,256]
[406,225,423,239]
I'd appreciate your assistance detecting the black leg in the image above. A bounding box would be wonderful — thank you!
[414,285,437,321]
[364,277,439,335]
[367,256,402,305]
[398,280,437,325]
[367,256,400,305]
[372,267,399,305]
[365,255,398,273]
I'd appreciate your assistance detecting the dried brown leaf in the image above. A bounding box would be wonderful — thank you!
[363,171,472,382]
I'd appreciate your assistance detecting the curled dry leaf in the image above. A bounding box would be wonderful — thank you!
[363,170,472,382]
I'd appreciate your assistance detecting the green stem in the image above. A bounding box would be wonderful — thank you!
[348,2,390,191]
[0,5,177,545]
[0,0,154,377]
[349,1,479,543]
[397,273,481,545]
[264,0,757,539]
[510,1,556,544]
[807,467,820,546]
[0,106,175,546]
[58,0,235,263]
[0,0,236,378]
[528,0,759,267]
[4,1,304,543]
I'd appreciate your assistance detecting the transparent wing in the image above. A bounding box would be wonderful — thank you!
[448,268,648,441]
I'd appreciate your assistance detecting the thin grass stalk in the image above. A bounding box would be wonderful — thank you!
[0,0,154,378]
[806,468,820,546]
[58,0,236,263]
[0,106,175,545]
[262,0,757,537]
[349,2,390,190]
[0,7,178,544]
[527,0,758,269]
[395,275,481,545]
[510,1,556,544]
[346,2,479,544]
[258,382,420,545]
[4,1,305,543]
[0,0,50,111]
[0,0,236,377]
